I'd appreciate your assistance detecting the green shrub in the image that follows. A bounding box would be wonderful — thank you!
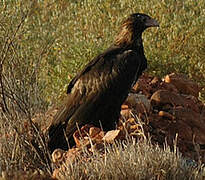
[1,0,204,103]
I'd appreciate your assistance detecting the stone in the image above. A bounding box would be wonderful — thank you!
[124,93,150,114]
[73,124,94,147]
[89,127,102,138]
[120,108,132,119]
[158,111,175,120]
[150,90,185,107]
[121,104,129,109]
[49,72,205,177]
[164,73,201,97]
[171,107,205,144]
[160,81,179,94]
[182,95,201,113]
[103,130,124,143]
[131,73,153,97]
[52,149,66,166]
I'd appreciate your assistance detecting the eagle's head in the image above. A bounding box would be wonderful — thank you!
[115,13,159,47]
[129,13,159,33]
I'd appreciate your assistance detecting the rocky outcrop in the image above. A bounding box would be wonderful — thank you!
[51,73,205,178]
[130,73,205,161]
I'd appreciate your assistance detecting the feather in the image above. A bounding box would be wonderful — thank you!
[48,13,159,152]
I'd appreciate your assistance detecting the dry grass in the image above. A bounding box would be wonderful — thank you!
[0,0,204,179]
[54,139,205,180]
[1,0,204,103]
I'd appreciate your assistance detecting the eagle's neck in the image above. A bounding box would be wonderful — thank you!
[131,33,143,49]
[114,24,144,50]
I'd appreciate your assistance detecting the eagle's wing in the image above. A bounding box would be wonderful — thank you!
[48,47,145,149]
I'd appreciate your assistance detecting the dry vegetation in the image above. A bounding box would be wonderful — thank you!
[52,139,205,180]
[0,0,204,179]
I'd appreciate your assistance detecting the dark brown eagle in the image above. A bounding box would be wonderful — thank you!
[48,13,159,153]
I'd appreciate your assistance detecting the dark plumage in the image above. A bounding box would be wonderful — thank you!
[48,13,159,153]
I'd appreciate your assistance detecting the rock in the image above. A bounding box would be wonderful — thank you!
[150,76,160,85]
[123,118,141,133]
[150,90,201,113]
[160,81,179,94]
[131,73,153,97]
[121,104,129,109]
[89,127,102,138]
[103,130,124,143]
[49,72,205,177]
[52,148,83,170]
[124,93,150,113]
[150,90,185,107]
[52,149,66,166]
[171,107,205,144]
[182,95,201,113]
[148,99,205,161]
[164,73,201,97]
[120,108,132,119]
[158,111,175,120]
[73,124,96,147]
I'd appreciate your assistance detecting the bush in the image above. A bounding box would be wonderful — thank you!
[1,0,204,103]
[0,0,204,177]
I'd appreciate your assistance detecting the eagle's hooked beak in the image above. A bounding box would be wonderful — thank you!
[145,18,159,27]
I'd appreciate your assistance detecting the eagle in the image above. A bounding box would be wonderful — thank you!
[48,13,159,153]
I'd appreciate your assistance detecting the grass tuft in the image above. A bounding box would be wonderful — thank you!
[0,0,204,178]
[55,139,205,180]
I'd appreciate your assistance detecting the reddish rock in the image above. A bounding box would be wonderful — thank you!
[73,124,97,147]
[124,93,150,113]
[164,73,201,97]
[103,130,125,143]
[150,76,160,85]
[148,98,205,161]
[123,118,140,133]
[120,108,132,119]
[151,89,202,113]
[52,149,66,166]
[132,74,153,97]
[182,95,201,113]
[121,104,129,109]
[160,81,179,94]
[89,127,102,138]
[150,90,185,107]
[75,125,105,148]
[49,72,205,177]
[158,111,175,120]
[171,107,205,144]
